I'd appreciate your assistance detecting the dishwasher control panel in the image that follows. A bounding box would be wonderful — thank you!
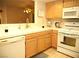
[0,36,25,46]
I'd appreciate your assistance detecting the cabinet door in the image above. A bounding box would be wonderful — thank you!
[74,0,79,6]
[46,0,63,19]
[46,2,55,18]
[26,38,37,57]
[37,37,45,53]
[52,34,57,48]
[52,31,58,48]
[63,0,74,7]
[54,0,63,19]
[45,37,52,49]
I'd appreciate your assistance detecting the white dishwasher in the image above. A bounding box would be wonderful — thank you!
[0,36,25,58]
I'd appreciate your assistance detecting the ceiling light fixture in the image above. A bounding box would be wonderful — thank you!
[24,8,32,14]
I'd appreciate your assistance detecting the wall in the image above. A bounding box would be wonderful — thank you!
[35,0,47,27]
[0,0,46,33]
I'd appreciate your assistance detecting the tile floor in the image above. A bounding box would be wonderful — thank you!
[33,48,71,58]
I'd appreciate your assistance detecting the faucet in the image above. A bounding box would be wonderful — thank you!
[18,24,21,29]
[26,18,29,28]
[26,23,29,28]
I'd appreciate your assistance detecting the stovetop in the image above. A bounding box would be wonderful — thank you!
[59,22,79,35]
[59,28,79,35]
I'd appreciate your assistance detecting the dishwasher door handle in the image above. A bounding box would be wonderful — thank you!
[10,39,23,44]
[1,40,7,42]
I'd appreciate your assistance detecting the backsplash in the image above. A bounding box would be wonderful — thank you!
[0,23,40,33]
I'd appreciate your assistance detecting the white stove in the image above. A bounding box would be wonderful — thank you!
[57,22,79,58]
[59,28,79,35]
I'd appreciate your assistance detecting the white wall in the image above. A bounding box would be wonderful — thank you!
[34,0,47,27]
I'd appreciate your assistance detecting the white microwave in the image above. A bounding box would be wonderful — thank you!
[63,7,79,18]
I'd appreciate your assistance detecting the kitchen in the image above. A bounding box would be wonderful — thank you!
[0,0,79,58]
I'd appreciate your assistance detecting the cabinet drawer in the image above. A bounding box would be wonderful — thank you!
[26,30,53,40]
[37,31,47,36]
[26,33,38,39]
[53,30,58,34]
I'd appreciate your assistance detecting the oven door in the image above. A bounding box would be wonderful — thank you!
[58,32,79,52]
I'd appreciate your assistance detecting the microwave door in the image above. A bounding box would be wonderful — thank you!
[63,11,77,18]
[62,7,79,18]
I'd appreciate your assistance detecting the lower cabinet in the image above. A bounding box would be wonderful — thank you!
[25,30,52,57]
[52,30,58,48]
[45,37,52,49]
[37,37,45,53]
[26,38,37,57]
[37,35,52,53]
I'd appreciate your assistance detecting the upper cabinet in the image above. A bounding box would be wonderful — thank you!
[46,0,79,20]
[63,0,79,8]
[75,0,79,6]
[46,0,63,20]
[63,0,74,8]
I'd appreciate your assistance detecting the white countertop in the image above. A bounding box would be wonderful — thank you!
[0,27,59,39]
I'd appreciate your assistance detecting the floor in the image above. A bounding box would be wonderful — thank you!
[32,48,71,58]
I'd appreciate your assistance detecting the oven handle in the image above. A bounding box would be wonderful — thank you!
[60,32,79,36]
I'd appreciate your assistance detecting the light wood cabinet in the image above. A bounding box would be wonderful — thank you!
[46,0,63,19]
[25,30,52,57]
[37,31,52,53]
[45,37,52,49]
[63,0,79,8]
[26,38,37,57]
[74,0,79,6]
[52,30,58,48]
[63,0,74,8]
[46,0,79,20]
[37,37,45,53]
[46,2,55,19]
[53,0,63,19]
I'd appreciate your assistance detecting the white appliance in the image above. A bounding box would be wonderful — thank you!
[0,36,25,58]
[57,22,79,57]
[63,7,79,18]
